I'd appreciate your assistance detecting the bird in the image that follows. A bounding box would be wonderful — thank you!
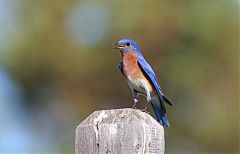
[113,38,172,127]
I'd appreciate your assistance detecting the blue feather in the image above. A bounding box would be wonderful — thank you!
[138,57,170,127]
[114,38,172,127]
[138,57,164,102]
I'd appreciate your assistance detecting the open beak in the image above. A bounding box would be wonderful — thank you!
[112,43,124,49]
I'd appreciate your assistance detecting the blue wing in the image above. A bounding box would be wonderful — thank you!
[138,57,172,127]
[138,57,172,106]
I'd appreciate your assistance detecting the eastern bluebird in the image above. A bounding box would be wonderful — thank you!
[113,38,172,127]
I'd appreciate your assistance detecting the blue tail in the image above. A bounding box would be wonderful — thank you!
[151,96,170,127]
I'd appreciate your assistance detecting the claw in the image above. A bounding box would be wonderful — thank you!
[131,104,137,109]
[141,107,147,112]
[141,108,150,114]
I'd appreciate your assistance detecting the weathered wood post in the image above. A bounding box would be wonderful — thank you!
[75,108,165,154]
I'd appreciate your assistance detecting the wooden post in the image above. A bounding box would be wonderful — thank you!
[75,108,165,154]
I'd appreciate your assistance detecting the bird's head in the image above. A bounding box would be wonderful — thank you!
[113,38,142,56]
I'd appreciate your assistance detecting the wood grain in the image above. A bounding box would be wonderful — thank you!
[75,108,165,154]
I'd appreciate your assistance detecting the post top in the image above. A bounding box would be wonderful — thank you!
[76,108,165,154]
[78,108,162,128]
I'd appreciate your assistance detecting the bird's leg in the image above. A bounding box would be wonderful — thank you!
[141,91,151,112]
[132,99,138,109]
[131,90,138,109]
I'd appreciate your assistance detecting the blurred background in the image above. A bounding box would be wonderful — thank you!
[0,0,239,153]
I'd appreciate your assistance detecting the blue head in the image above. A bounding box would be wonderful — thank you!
[113,38,142,57]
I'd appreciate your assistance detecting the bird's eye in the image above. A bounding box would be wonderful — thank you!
[126,42,130,46]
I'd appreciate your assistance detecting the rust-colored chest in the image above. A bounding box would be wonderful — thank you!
[122,52,145,80]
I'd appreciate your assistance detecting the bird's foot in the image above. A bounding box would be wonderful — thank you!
[131,104,137,109]
[141,108,150,114]
[141,102,149,113]
[141,107,147,112]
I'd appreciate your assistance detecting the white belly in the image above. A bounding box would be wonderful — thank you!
[127,77,150,95]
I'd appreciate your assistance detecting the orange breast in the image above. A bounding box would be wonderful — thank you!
[123,52,144,80]
[122,53,153,92]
